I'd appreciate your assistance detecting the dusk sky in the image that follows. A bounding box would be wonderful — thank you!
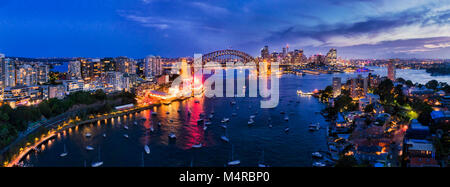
[1,0,450,59]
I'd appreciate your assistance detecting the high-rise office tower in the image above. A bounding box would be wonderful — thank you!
[4,59,16,87]
[387,60,396,81]
[116,57,136,75]
[351,78,357,98]
[0,54,4,88]
[36,64,49,84]
[332,77,341,98]
[144,55,163,79]
[261,46,269,59]
[16,64,36,86]
[363,77,368,96]
[326,48,337,65]
[68,61,82,80]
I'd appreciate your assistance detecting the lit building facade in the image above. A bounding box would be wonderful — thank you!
[332,77,341,98]
[68,61,82,80]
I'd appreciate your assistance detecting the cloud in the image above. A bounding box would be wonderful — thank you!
[424,42,450,49]
[265,4,450,49]
[190,2,229,15]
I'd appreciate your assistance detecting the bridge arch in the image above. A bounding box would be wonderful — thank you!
[202,49,255,64]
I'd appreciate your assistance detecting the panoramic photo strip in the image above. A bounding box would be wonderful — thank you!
[0,0,450,184]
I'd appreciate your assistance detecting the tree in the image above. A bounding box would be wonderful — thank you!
[320,86,333,101]
[425,80,439,90]
[396,78,406,84]
[93,89,107,101]
[376,79,394,104]
[405,80,413,87]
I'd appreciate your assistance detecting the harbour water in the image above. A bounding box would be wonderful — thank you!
[23,67,448,167]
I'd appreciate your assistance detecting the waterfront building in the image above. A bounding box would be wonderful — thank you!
[16,64,37,86]
[36,63,49,84]
[388,60,396,81]
[0,55,4,88]
[4,58,16,87]
[68,61,82,80]
[144,55,163,79]
[91,58,102,81]
[62,79,84,95]
[80,58,93,81]
[104,71,129,92]
[2,86,29,108]
[48,84,65,99]
[332,77,341,98]
[115,56,136,75]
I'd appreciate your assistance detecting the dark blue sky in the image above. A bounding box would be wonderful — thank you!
[1,0,449,59]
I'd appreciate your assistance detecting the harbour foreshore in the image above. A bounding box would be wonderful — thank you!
[3,102,161,167]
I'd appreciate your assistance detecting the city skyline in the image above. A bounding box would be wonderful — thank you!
[1,0,450,59]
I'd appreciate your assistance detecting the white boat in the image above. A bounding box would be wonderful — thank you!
[168,132,176,139]
[208,114,214,119]
[258,150,268,167]
[124,125,129,130]
[158,122,162,126]
[192,143,202,148]
[85,133,92,137]
[205,121,212,125]
[91,161,103,167]
[220,124,227,129]
[124,134,129,138]
[312,152,323,158]
[102,133,106,138]
[91,147,103,167]
[221,135,229,142]
[150,127,154,132]
[228,160,241,166]
[248,119,255,125]
[312,162,326,167]
[232,113,237,116]
[230,101,236,105]
[144,145,150,154]
[284,127,290,132]
[227,145,240,166]
[133,121,138,125]
[250,115,255,119]
[203,126,207,131]
[60,144,68,157]
[268,124,273,128]
[85,146,94,151]
[309,123,320,131]
[221,118,230,123]
[284,116,289,121]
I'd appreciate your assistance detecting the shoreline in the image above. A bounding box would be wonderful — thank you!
[3,102,162,167]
